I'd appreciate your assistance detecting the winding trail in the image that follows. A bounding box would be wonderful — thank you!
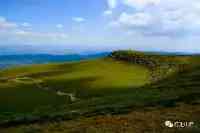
[10,76,78,103]
[56,91,77,102]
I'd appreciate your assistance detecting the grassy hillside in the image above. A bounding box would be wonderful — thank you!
[0,50,200,132]
[2,104,199,133]
[0,57,150,126]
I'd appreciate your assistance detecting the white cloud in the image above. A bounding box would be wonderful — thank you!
[123,0,160,9]
[0,16,18,30]
[72,17,85,22]
[108,0,117,9]
[108,21,120,27]
[10,30,69,43]
[103,10,113,16]
[0,17,5,21]
[0,16,68,44]
[14,30,68,39]
[108,0,200,37]
[118,12,153,27]
[21,22,32,27]
[15,30,29,35]
[106,0,160,9]
[56,24,64,29]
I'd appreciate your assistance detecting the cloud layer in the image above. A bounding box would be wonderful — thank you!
[1,1,200,52]
[0,16,68,44]
[72,17,85,22]
[0,16,18,29]
[108,0,200,37]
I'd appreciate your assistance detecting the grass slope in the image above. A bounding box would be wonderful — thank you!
[2,104,200,133]
[0,50,200,132]
[0,58,150,125]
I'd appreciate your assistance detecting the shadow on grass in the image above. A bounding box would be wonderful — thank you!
[1,65,200,128]
[22,64,78,79]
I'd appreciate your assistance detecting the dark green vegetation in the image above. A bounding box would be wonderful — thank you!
[0,57,149,126]
[0,50,200,132]
[2,104,200,133]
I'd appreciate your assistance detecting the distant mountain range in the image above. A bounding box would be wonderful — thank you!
[1,43,199,69]
[0,52,110,69]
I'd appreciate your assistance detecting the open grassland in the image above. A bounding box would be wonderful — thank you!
[1,104,200,133]
[0,58,150,126]
[0,50,200,132]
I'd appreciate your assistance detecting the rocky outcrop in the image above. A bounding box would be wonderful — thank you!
[109,50,189,82]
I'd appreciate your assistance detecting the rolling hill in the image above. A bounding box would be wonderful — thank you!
[0,50,200,132]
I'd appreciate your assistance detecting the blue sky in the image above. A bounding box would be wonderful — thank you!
[1,0,200,53]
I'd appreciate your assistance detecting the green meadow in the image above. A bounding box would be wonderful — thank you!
[0,57,150,124]
[0,51,200,132]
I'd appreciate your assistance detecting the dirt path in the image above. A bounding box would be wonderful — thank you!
[11,76,78,102]
[56,91,77,102]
